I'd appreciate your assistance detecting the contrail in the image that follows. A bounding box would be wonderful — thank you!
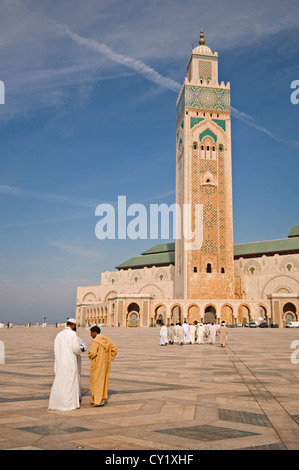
[52,21,181,93]
[52,21,299,151]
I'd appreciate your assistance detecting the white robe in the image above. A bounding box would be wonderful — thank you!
[208,324,217,344]
[189,325,196,344]
[197,325,205,344]
[48,327,81,411]
[159,325,168,345]
[182,323,190,344]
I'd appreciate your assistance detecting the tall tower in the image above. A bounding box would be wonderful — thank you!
[174,30,234,300]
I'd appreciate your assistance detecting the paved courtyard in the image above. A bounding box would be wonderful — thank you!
[1,325,299,450]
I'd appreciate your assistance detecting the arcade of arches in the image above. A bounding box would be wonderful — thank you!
[78,298,298,327]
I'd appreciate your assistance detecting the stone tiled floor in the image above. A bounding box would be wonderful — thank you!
[0,326,299,450]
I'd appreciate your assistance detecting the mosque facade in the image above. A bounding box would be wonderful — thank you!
[75,32,299,328]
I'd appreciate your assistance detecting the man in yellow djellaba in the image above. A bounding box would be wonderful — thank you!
[88,325,118,407]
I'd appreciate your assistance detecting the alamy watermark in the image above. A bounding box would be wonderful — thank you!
[290,80,299,105]
[95,196,203,251]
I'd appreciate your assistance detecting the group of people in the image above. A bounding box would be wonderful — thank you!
[159,321,228,347]
[48,318,117,411]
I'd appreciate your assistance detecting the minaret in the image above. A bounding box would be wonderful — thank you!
[174,30,234,300]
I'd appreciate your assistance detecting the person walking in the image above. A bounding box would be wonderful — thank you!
[208,323,217,344]
[167,323,175,345]
[159,323,168,346]
[88,326,118,407]
[219,321,228,347]
[197,323,205,344]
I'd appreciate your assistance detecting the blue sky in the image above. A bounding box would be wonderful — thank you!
[0,0,298,324]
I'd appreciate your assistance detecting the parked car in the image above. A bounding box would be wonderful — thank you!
[259,321,268,328]
[248,321,257,328]
[286,321,299,328]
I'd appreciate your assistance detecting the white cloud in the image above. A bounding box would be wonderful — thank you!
[0,184,106,208]
[50,241,99,260]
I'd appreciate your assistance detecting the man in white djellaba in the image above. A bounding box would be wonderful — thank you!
[159,323,168,346]
[48,318,82,411]
[197,324,205,344]
[189,323,196,344]
[182,321,190,344]
[208,323,217,345]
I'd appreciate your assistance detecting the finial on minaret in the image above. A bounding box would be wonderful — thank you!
[199,29,205,46]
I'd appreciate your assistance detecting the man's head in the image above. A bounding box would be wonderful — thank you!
[66,318,76,330]
[90,325,101,338]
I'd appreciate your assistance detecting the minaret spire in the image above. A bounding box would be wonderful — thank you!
[199,28,205,46]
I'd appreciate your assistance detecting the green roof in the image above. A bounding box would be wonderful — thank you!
[116,249,175,270]
[288,226,299,238]
[141,243,175,255]
[116,228,299,269]
[233,236,299,258]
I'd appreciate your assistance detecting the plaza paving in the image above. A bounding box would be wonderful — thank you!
[0,325,299,450]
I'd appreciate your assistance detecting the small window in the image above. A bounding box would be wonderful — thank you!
[206,263,212,273]
[221,267,225,273]
[193,142,198,149]
[193,267,197,273]
[201,145,204,150]
[212,146,215,151]
[206,178,210,183]
[207,146,209,151]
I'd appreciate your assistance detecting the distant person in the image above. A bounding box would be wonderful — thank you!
[48,318,81,411]
[189,323,196,344]
[219,322,228,347]
[197,323,205,344]
[177,323,184,346]
[167,323,175,345]
[159,322,168,346]
[208,323,217,344]
[183,321,190,344]
[88,326,118,407]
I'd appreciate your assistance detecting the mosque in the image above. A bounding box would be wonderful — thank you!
[75,31,299,328]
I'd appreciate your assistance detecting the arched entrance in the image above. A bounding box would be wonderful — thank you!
[187,305,200,323]
[171,305,182,324]
[283,302,297,325]
[221,304,234,325]
[155,305,166,325]
[258,305,268,321]
[126,302,140,327]
[204,305,216,323]
[238,304,251,325]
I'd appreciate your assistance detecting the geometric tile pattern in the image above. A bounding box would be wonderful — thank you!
[218,408,273,428]
[237,442,287,450]
[155,425,260,441]
[18,425,89,435]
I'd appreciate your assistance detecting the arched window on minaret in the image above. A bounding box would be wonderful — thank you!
[200,144,205,159]
[206,263,212,273]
